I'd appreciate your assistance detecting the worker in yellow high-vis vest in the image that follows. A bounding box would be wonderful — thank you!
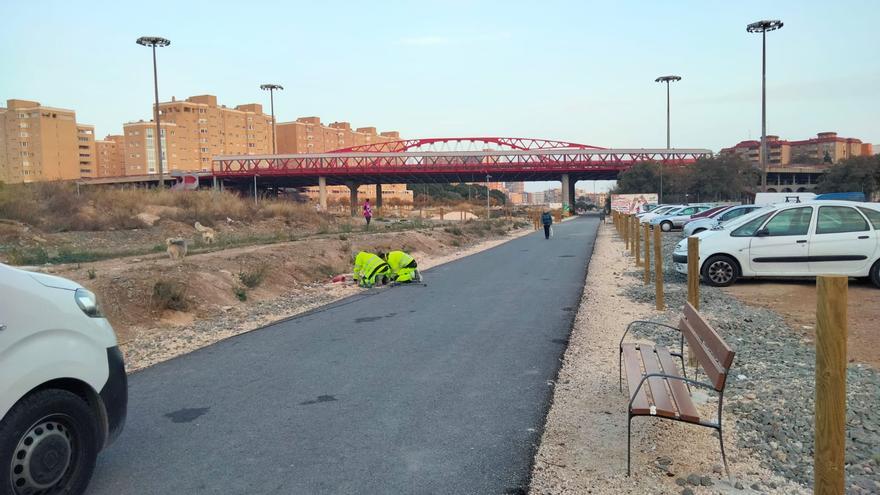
[353,251,391,288]
[383,250,421,283]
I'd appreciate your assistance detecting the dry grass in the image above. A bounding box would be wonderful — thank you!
[0,182,330,232]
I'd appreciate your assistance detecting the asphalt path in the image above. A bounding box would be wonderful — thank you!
[88,216,599,494]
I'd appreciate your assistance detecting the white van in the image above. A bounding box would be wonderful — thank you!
[0,263,127,494]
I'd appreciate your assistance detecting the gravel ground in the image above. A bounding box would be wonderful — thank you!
[619,231,880,494]
[531,224,797,495]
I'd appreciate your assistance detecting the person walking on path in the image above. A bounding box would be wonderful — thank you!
[363,199,373,226]
[541,210,553,239]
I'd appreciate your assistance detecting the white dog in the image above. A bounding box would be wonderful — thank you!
[194,222,216,244]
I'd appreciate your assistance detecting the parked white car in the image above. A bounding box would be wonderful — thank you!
[0,263,127,494]
[638,204,685,223]
[673,201,880,287]
[682,205,764,236]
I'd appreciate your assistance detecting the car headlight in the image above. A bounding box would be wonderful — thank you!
[75,288,103,318]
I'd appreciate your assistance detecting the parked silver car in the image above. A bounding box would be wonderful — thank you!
[649,205,712,231]
[682,205,764,236]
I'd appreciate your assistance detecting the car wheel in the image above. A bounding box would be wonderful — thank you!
[693,228,706,234]
[702,255,739,287]
[0,389,99,495]
[660,221,673,232]
[871,260,880,289]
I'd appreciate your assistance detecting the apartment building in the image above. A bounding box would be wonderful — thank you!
[123,120,177,176]
[721,132,873,166]
[276,116,411,204]
[95,134,126,177]
[76,125,97,178]
[151,94,273,172]
[0,99,92,183]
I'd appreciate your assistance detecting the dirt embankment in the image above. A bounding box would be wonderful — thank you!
[35,220,529,371]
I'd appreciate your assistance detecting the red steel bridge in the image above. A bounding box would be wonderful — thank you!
[211,137,712,209]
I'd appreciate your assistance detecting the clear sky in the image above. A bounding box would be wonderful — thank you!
[2,0,877,193]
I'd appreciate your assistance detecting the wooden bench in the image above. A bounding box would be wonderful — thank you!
[618,302,736,476]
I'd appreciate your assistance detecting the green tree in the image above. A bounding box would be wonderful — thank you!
[816,155,880,196]
[688,154,760,201]
[613,161,660,194]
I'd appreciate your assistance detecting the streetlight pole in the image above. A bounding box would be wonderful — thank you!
[654,75,680,204]
[136,36,171,187]
[486,174,491,220]
[259,84,283,154]
[747,19,784,192]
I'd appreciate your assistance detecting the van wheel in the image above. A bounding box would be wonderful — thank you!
[660,221,673,232]
[0,389,99,495]
[871,260,880,289]
[702,255,739,287]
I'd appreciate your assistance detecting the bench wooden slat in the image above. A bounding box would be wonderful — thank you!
[655,346,700,422]
[638,346,677,418]
[684,302,735,369]
[679,317,727,391]
[621,343,650,415]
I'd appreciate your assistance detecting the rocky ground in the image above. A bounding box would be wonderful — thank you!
[620,231,880,493]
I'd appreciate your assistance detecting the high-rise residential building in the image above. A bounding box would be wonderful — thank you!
[505,182,525,194]
[150,94,273,172]
[0,99,95,183]
[95,135,126,177]
[721,132,873,167]
[275,116,411,204]
[123,120,177,176]
[76,125,97,178]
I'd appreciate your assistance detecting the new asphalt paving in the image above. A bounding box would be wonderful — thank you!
[87,216,599,494]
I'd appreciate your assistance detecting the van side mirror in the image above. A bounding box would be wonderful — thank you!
[755,228,770,237]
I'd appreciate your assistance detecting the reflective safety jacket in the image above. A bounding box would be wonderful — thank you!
[353,251,391,287]
[386,250,418,282]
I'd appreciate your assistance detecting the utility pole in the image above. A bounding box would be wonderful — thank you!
[747,20,784,192]
[260,84,284,154]
[136,36,171,186]
[486,174,492,220]
[655,75,681,203]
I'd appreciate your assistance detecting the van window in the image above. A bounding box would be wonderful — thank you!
[764,207,813,236]
[816,206,869,234]
[731,213,773,237]
[857,207,880,229]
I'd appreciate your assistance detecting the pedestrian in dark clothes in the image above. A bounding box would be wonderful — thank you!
[541,210,553,239]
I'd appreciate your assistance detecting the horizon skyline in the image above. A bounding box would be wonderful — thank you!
[2,0,877,193]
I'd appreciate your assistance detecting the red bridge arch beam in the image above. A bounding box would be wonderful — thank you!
[328,137,606,154]
[211,148,713,180]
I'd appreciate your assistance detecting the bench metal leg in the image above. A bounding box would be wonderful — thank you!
[719,425,730,481]
[626,414,632,476]
[618,348,623,392]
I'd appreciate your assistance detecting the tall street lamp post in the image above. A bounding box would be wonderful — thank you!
[260,84,284,154]
[486,174,492,220]
[654,75,681,204]
[747,19,784,192]
[136,36,171,187]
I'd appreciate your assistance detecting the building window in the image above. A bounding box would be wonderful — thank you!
[248,143,255,148]
[201,147,209,153]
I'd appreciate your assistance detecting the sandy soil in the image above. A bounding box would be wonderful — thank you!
[530,223,803,494]
[723,279,880,368]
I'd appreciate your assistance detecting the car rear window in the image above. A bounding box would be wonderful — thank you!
[857,207,880,229]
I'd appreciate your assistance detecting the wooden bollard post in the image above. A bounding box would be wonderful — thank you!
[643,223,651,285]
[653,226,664,310]
[814,275,848,495]
[635,218,641,266]
[687,236,700,367]
[687,236,700,310]
[623,215,630,247]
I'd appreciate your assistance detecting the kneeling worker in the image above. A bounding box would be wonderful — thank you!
[382,250,421,283]
[353,251,391,288]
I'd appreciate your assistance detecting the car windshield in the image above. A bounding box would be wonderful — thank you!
[713,206,773,230]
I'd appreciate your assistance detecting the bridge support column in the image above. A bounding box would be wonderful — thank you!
[318,176,327,211]
[347,182,358,217]
[568,177,576,214]
[561,174,571,213]
[375,182,383,208]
